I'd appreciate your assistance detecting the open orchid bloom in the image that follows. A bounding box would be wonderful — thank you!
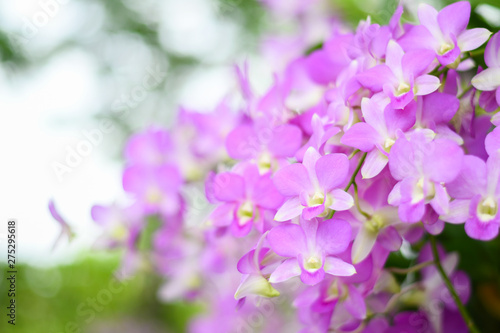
[399,1,491,67]
[341,94,416,178]
[444,152,500,240]
[273,147,353,221]
[388,131,464,231]
[54,2,500,332]
[206,163,283,237]
[267,217,355,286]
[357,40,440,109]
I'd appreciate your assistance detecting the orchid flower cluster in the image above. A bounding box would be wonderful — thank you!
[63,1,500,332]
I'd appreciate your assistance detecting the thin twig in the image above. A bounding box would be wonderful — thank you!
[430,236,480,333]
[387,260,433,274]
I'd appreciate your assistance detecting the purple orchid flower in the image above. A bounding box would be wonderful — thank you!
[91,203,143,249]
[388,131,464,230]
[273,147,353,221]
[226,121,303,173]
[125,127,173,167]
[444,152,500,240]
[267,217,355,286]
[341,94,416,178]
[205,163,284,237]
[472,32,500,106]
[357,40,440,109]
[399,1,491,67]
[122,164,183,217]
[337,175,408,264]
[414,91,462,144]
[294,255,375,331]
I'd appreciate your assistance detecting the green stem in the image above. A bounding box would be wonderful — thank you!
[429,236,480,333]
[457,84,474,99]
[353,182,370,219]
[329,153,367,218]
[348,149,360,160]
[388,260,433,274]
[344,153,367,192]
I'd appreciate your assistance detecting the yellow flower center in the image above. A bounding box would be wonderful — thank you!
[237,201,255,225]
[365,213,385,233]
[477,197,498,222]
[146,187,162,204]
[304,256,322,271]
[396,82,411,96]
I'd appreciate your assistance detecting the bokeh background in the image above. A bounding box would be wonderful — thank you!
[1,0,500,332]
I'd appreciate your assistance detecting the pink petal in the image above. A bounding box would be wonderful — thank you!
[440,199,470,224]
[430,183,450,216]
[486,127,500,157]
[458,28,491,52]
[225,125,258,160]
[437,1,470,38]
[487,154,500,197]
[361,95,389,136]
[208,203,235,227]
[402,49,436,78]
[465,197,500,241]
[273,163,312,196]
[157,164,183,192]
[302,147,322,189]
[389,136,418,180]
[415,75,441,96]
[329,189,354,211]
[352,226,377,264]
[252,174,284,209]
[357,65,397,92]
[267,223,307,257]
[388,182,402,206]
[316,218,352,255]
[361,149,388,179]
[230,218,254,238]
[384,82,415,110]
[269,258,301,283]
[485,32,500,68]
[437,40,461,66]
[299,266,325,286]
[213,172,245,202]
[267,124,303,158]
[447,155,486,199]
[386,40,405,79]
[274,197,303,222]
[343,285,367,320]
[385,102,417,134]
[423,138,464,183]
[323,257,356,276]
[418,4,441,40]
[123,165,148,194]
[397,25,436,52]
[341,123,378,152]
[316,153,349,191]
[398,201,426,223]
[472,68,500,91]
[302,204,325,220]
[378,226,403,251]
